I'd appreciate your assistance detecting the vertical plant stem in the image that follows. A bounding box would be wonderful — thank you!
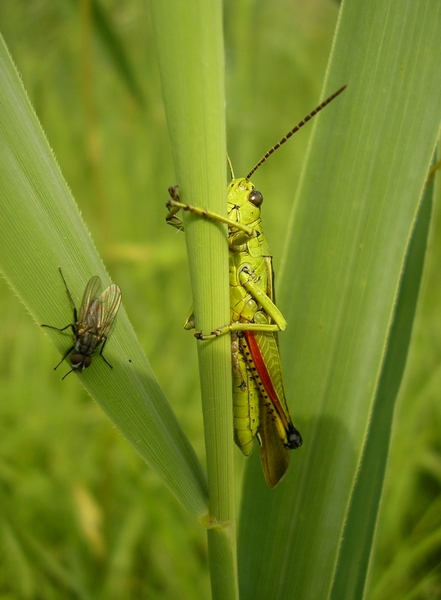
[149,1,238,597]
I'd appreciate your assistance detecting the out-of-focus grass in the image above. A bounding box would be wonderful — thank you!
[370,168,441,599]
[0,0,440,597]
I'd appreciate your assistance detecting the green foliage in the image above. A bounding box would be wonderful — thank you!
[0,33,207,518]
[0,0,440,598]
[238,1,441,598]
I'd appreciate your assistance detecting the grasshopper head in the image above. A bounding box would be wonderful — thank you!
[227,177,263,227]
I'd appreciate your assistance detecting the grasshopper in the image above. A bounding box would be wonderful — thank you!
[166,86,346,486]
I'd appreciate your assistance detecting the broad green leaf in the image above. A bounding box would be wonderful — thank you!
[0,34,207,518]
[239,1,441,598]
[332,170,434,599]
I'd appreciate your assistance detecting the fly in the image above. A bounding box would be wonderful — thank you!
[41,268,122,379]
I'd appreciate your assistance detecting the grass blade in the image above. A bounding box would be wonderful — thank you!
[0,34,207,518]
[238,0,441,597]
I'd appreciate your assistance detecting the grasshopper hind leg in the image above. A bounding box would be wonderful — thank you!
[232,334,259,456]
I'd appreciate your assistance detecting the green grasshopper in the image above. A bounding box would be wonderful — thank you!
[166,86,346,486]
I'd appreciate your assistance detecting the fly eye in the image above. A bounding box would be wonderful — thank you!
[71,354,92,369]
[71,354,84,367]
[249,189,263,207]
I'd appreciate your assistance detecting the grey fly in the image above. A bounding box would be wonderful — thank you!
[42,268,122,379]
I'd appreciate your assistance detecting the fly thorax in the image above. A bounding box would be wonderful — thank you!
[75,331,99,355]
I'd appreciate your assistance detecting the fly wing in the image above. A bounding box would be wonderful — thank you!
[92,284,122,338]
[78,276,101,324]
[258,394,290,487]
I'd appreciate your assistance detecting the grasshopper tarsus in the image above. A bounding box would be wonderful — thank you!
[166,185,179,204]
[194,329,220,340]
[166,186,185,229]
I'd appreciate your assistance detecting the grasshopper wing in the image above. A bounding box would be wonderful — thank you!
[241,330,302,486]
[243,330,302,450]
[258,394,290,487]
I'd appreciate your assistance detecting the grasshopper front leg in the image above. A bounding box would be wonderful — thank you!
[165,186,185,230]
[166,185,254,237]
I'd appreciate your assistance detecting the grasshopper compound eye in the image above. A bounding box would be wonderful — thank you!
[249,190,263,207]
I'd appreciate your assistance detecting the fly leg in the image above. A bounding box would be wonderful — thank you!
[98,337,114,369]
[41,323,76,334]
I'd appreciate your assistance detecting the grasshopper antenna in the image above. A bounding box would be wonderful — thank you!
[246,85,346,180]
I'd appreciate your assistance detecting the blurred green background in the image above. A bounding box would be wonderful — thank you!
[0,0,440,598]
